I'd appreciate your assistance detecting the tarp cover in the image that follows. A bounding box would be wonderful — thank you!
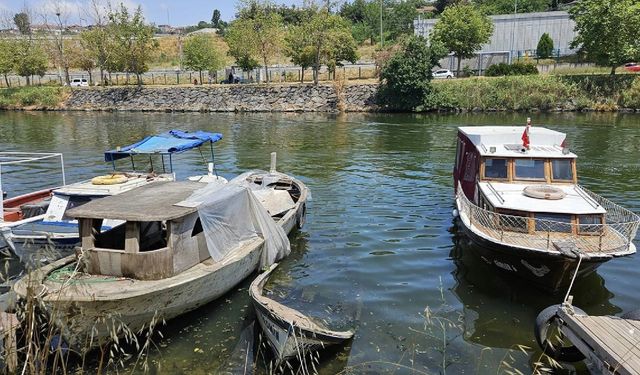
[180,173,291,268]
[105,130,223,162]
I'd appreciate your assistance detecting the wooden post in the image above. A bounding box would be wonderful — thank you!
[125,221,140,253]
[80,219,95,249]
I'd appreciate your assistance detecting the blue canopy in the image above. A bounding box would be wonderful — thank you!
[105,130,223,162]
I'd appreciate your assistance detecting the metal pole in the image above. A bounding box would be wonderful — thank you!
[60,154,66,185]
[209,142,218,177]
[380,0,383,47]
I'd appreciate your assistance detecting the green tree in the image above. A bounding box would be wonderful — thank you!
[378,35,441,111]
[0,40,15,87]
[14,12,31,34]
[183,34,224,83]
[286,8,358,84]
[431,4,493,76]
[14,39,48,85]
[226,4,285,83]
[225,18,260,75]
[477,0,548,15]
[284,24,315,82]
[211,9,221,27]
[80,26,113,84]
[569,0,640,74]
[536,33,554,59]
[68,39,96,84]
[108,4,157,85]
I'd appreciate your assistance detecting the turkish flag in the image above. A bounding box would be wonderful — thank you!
[522,125,530,149]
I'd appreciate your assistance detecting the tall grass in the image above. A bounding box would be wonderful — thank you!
[0,87,68,109]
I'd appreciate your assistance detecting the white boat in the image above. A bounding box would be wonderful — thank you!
[13,160,309,349]
[4,130,226,263]
[453,121,640,291]
[249,263,354,364]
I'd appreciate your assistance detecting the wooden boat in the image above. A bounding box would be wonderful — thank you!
[249,263,354,363]
[453,122,640,291]
[13,162,308,349]
[5,130,226,263]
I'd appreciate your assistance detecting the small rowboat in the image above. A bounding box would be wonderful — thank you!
[249,263,354,363]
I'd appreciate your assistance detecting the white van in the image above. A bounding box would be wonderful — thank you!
[70,78,89,87]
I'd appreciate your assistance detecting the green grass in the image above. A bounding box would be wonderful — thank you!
[0,86,68,109]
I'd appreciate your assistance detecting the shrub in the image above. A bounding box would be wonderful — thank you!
[485,62,539,76]
[620,77,640,108]
[537,33,554,59]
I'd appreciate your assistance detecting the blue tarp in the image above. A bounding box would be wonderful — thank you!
[104,130,223,162]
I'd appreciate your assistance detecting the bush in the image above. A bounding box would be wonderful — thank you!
[537,33,554,59]
[620,77,640,108]
[485,62,539,76]
[0,86,66,108]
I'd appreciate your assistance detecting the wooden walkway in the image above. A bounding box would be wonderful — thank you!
[557,306,640,375]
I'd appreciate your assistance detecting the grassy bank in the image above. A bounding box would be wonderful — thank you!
[427,75,640,112]
[0,86,68,109]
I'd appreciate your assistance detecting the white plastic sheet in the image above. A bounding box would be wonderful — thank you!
[180,174,291,267]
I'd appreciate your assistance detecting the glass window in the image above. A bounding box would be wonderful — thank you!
[552,159,573,181]
[578,214,603,234]
[484,158,507,179]
[514,159,545,180]
[535,213,572,233]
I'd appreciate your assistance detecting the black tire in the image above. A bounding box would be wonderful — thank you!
[296,203,306,229]
[534,304,586,362]
[621,308,640,320]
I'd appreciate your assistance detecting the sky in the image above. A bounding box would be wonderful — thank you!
[0,0,305,27]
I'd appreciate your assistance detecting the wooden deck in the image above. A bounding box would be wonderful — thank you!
[558,306,640,375]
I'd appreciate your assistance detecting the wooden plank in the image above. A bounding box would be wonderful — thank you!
[560,311,640,375]
[595,317,640,370]
[125,221,140,253]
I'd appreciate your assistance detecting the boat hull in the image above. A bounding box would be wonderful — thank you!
[455,218,607,292]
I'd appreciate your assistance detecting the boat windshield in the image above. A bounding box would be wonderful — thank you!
[514,159,545,180]
[551,159,573,181]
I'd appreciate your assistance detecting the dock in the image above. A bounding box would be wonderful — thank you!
[539,300,640,375]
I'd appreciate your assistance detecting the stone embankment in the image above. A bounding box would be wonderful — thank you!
[63,83,379,112]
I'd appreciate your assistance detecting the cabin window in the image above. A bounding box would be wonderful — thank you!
[499,211,528,233]
[551,159,573,181]
[535,213,572,233]
[578,214,603,234]
[484,158,508,179]
[514,159,545,180]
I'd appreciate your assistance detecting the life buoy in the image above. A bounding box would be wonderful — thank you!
[534,304,586,362]
[91,174,128,185]
[523,185,566,200]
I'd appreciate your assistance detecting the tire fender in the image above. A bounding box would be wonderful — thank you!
[534,304,586,362]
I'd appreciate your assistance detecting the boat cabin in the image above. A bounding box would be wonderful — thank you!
[454,126,605,235]
[67,181,210,280]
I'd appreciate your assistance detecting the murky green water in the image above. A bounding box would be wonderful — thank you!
[1,111,639,374]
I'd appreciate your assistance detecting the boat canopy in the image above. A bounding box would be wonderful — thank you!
[104,130,223,162]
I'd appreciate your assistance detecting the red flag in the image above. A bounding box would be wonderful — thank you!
[521,117,531,149]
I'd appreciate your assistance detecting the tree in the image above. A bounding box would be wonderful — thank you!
[284,24,315,82]
[0,40,15,87]
[14,12,31,34]
[80,27,112,84]
[211,9,221,28]
[225,18,261,74]
[68,39,96,84]
[377,35,441,111]
[285,8,358,84]
[431,4,493,76]
[569,0,640,74]
[226,4,285,83]
[13,39,47,85]
[183,34,224,83]
[537,33,554,59]
[108,4,157,85]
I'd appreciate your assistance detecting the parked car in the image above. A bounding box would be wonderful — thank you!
[624,63,640,72]
[70,78,89,87]
[432,69,454,79]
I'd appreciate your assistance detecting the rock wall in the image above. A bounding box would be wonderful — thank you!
[63,83,379,112]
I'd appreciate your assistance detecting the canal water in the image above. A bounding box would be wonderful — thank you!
[1,111,639,374]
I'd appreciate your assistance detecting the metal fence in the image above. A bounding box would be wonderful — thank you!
[457,185,640,255]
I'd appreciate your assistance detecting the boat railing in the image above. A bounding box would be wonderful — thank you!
[457,184,640,255]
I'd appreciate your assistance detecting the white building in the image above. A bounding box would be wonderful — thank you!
[414,11,577,59]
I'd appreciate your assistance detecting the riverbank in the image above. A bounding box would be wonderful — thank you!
[0,75,638,112]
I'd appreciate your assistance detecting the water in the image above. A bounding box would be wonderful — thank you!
[1,111,639,374]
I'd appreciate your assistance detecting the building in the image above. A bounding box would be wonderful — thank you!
[414,11,577,59]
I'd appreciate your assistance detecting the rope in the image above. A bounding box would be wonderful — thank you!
[564,253,584,303]
[47,264,126,284]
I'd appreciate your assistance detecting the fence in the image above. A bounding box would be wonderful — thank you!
[0,64,380,88]
[457,185,640,255]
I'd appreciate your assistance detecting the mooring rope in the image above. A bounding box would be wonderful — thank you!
[564,253,584,303]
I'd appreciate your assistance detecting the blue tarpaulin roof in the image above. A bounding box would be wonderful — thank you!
[105,130,223,162]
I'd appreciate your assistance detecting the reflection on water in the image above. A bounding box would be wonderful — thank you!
[1,111,639,373]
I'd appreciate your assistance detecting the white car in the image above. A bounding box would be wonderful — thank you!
[432,69,454,79]
[70,78,89,87]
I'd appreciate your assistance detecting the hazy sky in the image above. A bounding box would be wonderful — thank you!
[0,0,305,26]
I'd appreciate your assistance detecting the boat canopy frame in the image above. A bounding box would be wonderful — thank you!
[0,152,66,222]
[103,130,223,175]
